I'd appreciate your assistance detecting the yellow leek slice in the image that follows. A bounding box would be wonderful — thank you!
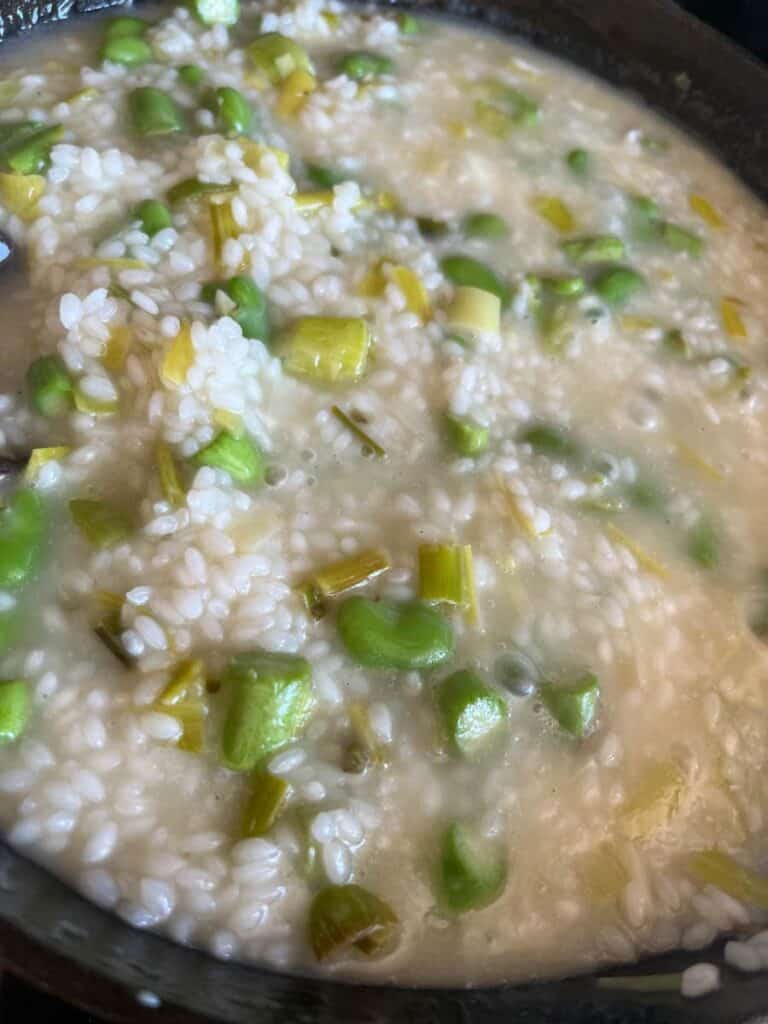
[276,68,317,118]
[446,286,500,334]
[0,172,45,221]
[279,316,371,384]
[160,322,194,389]
[689,193,723,229]
[532,195,576,233]
[101,325,132,372]
[24,446,71,482]
[721,297,747,342]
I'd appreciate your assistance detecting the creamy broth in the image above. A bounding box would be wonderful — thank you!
[0,1,767,990]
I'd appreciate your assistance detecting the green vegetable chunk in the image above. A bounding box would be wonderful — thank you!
[437,669,506,758]
[306,163,346,188]
[0,490,46,589]
[437,821,507,913]
[661,222,703,257]
[128,87,184,137]
[0,607,20,657]
[101,36,153,67]
[241,770,290,836]
[542,275,586,298]
[336,597,454,670]
[627,195,662,241]
[0,122,63,175]
[566,147,590,175]
[309,884,399,961]
[194,430,265,485]
[463,211,508,240]
[337,51,394,81]
[562,235,625,264]
[445,413,489,457]
[221,650,313,770]
[135,198,172,237]
[26,355,73,417]
[105,16,147,38]
[246,33,313,84]
[206,275,269,341]
[441,255,510,308]
[213,86,252,135]
[178,63,205,87]
[686,517,719,569]
[0,679,29,744]
[190,0,239,26]
[540,672,600,737]
[397,12,422,34]
[519,422,582,461]
[593,267,645,306]
[69,499,131,549]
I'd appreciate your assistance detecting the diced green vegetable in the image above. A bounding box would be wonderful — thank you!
[190,0,239,26]
[437,669,506,758]
[542,275,586,298]
[156,658,207,752]
[0,490,46,589]
[441,255,510,308]
[128,87,184,137]
[686,517,720,569]
[213,86,253,135]
[135,198,172,237]
[418,543,473,608]
[241,771,290,837]
[660,222,703,257]
[0,122,63,175]
[592,267,645,306]
[474,80,539,135]
[463,211,508,240]
[566,147,590,176]
[306,163,346,188]
[397,12,422,34]
[330,405,386,458]
[437,821,507,913]
[445,286,501,335]
[309,884,399,961]
[306,548,390,598]
[69,499,132,549]
[101,36,153,66]
[26,355,73,417]
[105,15,147,38]
[279,316,371,384]
[193,430,265,486]
[627,195,662,241]
[0,679,29,744]
[178,63,205,87]
[689,850,768,909]
[519,422,582,461]
[540,672,600,738]
[337,51,394,82]
[336,597,454,670]
[205,276,269,341]
[220,650,313,770]
[246,33,313,84]
[445,413,489,457]
[562,235,625,264]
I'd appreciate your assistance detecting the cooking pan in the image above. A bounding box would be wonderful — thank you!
[1,0,767,1020]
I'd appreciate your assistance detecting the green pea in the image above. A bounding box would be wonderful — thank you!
[128,87,184,137]
[336,597,454,670]
[0,679,30,745]
[661,222,703,257]
[0,490,46,590]
[441,255,511,308]
[190,0,239,26]
[593,266,645,306]
[540,672,600,738]
[566,147,590,176]
[437,821,507,914]
[306,163,346,188]
[437,669,507,758]
[562,234,625,264]
[178,63,205,87]
[221,650,313,770]
[444,413,489,457]
[519,422,582,461]
[462,211,508,241]
[337,51,394,82]
[135,199,172,237]
[105,16,147,39]
[26,355,73,417]
[194,430,265,485]
[213,86,252,136]
[101,36,153,67]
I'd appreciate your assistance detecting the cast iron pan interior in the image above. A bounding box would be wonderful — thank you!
[0,0,767,1020]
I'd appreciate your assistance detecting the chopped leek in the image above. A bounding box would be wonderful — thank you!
[721,297,747,341]
[540,673,600,738]
[240,140,290,172]
[689,193,722,229]
[209,199,240,272]
[661,221,703,257]
[445,285,501,335]
[305,548,390,598]
[689,850,768,909]
[309,884,399,961]
[0,679,30,744]
[532,195,576,233]
[279,316,372,384]
[519,421,582,461]
[295,189,334,213]
[389,265,431,322]
[166,178,234,206]
[101,325,132,371]
[276,69,317,118]
[337,51,394,81]
[330,405,386,458]
[194,430,264,486]
[246,33,313,84]
[156,442,185,506]
[437,669,506,758]
[441,255,510,308]
[444,413,489,457]
[242,771,290,836]
[418,543,474,609]
[473,80,539,137]
[73,384,119,416]
[24,446,71,483]
[70,499,132,548]
[605,523,667,579]
[157,658,207,753]
[160,322,194,388]
[0,172,45,220]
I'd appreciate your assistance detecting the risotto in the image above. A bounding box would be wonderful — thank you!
[0,0,767,990]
